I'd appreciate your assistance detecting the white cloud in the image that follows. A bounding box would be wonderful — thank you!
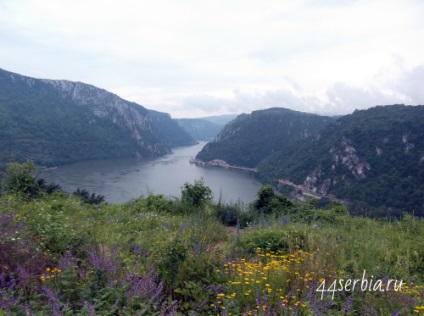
[1,0,424,117]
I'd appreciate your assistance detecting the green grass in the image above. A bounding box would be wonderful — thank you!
[0,190,423,315]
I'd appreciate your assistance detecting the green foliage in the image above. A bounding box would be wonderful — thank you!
[136,193,180,215]
[0,177,423,315]
[214,202,254,228]
[196,108,335,167]
[37,178,62,195]
[181,178,213,210]
[253,184,293,215]
[1,159,40,197]
[158,237,188,284]
[73,188,105,205]
[236,226,306,255]
[258,104,424,217]
[0,160,65,200]
[0,68,194,169]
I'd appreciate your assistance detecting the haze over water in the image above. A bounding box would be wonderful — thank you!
[41,142,262,204]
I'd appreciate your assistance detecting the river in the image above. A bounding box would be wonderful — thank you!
[40,142,263,204]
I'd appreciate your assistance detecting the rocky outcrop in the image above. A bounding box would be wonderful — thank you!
[0,68,194,166]
[41,78,195,156]
[44,80,162,150]
[330,137,371,180]
[302,137,371,195]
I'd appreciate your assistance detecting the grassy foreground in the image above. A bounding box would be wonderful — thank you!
[0,163,423,315]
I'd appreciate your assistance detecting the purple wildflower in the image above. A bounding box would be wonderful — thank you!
[58,247,76,271]
[87,246,120,277]
[341,296,354,313]
[41,286,68,316]
[82,300,96,316]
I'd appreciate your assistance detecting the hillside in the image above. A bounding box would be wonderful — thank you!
[0,68,194,168]
[198,114,238,126]
[176,118,223,140]
[196,108,335,168]
[258,105,424,216]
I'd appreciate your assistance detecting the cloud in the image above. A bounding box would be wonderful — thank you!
[325,83,402,114]
[171,88,330,118]
[395,66,424,104]
[169,66,424,118]
[1,0,424,118]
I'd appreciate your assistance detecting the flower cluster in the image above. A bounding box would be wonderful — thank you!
[40,267,62,282]
[414,305,424,314]
[212,249,323,314]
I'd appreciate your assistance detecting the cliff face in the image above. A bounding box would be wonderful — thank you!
[303,137,372,195]
[258,105,424,215]
[0,68,194,167]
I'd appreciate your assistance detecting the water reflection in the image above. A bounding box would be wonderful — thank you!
[41,142,262,204]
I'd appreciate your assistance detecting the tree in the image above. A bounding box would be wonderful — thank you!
[1,160,40,197]
[73,188,105,205]
[37,178,62,195]
[254,185,276,210]
[254,185,293,214]
[181,179,213,209]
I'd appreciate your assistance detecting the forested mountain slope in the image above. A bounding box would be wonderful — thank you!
[196,107,335,167]
[258,105,424,216]
[0,68,194,168]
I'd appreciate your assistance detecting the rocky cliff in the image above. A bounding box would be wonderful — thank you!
[258,105,424,216]
[0,68,194,167]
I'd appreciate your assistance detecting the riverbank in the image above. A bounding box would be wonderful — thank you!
[190,158,258,172]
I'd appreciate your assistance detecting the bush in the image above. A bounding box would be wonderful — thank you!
[253,185,293,215]
[181,178,212,211]
[214,202,255,228]
[73,188,105,205]
[1,160,40,198]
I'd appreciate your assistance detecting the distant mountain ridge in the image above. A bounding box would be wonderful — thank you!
[196,107,336,168]
[176,114,239,141]
[258,105,424,216]
[198,114,238,126]
[0,68,194,168]
[176,118,223,141]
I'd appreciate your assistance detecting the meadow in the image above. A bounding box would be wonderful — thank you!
[0,161,423,315]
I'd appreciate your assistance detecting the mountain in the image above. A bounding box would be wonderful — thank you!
[195,108,335,168]
[0,68,194,168]
[199,114,238,126]
[176,118,223,141]
[258,105,424,216]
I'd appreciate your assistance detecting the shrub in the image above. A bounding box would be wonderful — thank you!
[181,178,212,211]
[1,160,40,198]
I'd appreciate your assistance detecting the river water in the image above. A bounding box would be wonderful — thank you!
[40,142,263,204]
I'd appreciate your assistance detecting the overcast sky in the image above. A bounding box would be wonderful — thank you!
[1,0,423,118]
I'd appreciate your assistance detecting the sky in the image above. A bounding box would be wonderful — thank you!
[1,0,423,118]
